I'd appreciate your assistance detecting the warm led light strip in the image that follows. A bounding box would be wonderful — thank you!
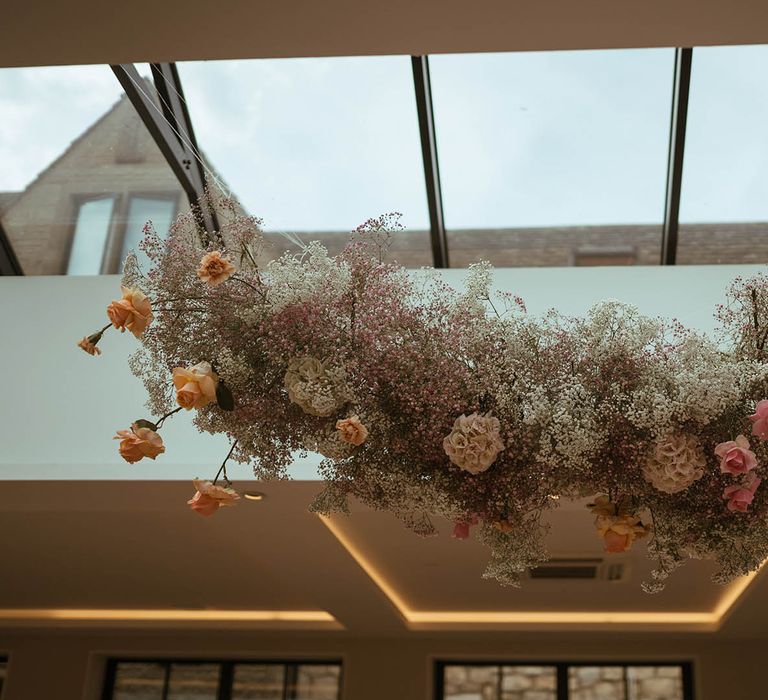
[318,514,766,629]
[0,609,336,623]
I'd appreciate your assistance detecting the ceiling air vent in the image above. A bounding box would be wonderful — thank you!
[528,558,628,582]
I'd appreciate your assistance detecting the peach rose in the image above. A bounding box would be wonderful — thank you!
[595,514,650,554]
[187,478,239,517]
[77,336,101,356]
[750,400,768,440]
[114,424,165,463]
[197,250,236,287]
[172,362,219,410]
[336,415,368,446]
[107,286,152,338]
[715,435,758,475]
[723,474,761,513]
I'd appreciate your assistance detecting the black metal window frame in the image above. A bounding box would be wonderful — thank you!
[0,47,698,275]
[101,657,343,700]
[434,660,695,700]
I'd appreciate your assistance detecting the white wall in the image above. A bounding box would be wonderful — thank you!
[0,267,759,480]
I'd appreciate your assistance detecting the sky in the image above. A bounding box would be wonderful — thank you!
[1,45,767,233]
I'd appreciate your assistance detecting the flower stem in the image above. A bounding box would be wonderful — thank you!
[155,406,183,429]
[213,440,239,485]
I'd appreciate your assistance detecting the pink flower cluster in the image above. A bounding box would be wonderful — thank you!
[713,403,768,513]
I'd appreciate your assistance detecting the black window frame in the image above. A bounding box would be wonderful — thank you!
[101,657,343,700]
[434,660,695,700]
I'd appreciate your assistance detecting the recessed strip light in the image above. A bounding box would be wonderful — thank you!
[318,514,764,630]
[0,609,336,623]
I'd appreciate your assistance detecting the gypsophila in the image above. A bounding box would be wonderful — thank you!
[77,187,768,591]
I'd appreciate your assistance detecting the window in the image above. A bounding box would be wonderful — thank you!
[429,49,674,267]
[0,64,186,275]
[66,193,178,275]
[177,56,432,266]
[117,194,178,272]
[104,659,342,700]
[436,662,693,700]
[678,44,768,263]
[67,196,116,274]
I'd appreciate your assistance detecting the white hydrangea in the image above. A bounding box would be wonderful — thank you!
[284,355,353,417]
[643,433,706,494]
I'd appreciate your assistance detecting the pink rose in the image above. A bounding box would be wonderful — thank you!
[714,435,758,475]
[187,479,239,517]
[723,475,761,513]
[451,515,479,540]
[749,400,768,440]
[114,425,165,463]
[336,415,368,446]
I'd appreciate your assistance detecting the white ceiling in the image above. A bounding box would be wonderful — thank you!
[1,480,766,637]
[1,0,768,68]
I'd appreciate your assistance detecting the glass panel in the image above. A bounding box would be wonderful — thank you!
[231,664,285,699]
[0,64,186,275]
[678,44,768,263]
[178,56,431,266]
[442,665,500,700]
[119,195,178,272]
[500,666,557,700]
[430,49,674,267]
[568,666,627,700]
[166,663,219,700]
[627,666,684,700]
[112,662,166,700]
[67,196,116,274]
[295,664,341,700]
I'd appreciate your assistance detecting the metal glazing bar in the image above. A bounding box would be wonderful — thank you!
[0,217,23,275]
[111,63,218,237]
[149,64,210,199]
[412,55,449,268]
[112,64,198,202]
[661,47,693,265]
[149,62,220,235]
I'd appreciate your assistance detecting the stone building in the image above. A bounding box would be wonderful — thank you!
[0,84,185,276]
[2,86,766,274]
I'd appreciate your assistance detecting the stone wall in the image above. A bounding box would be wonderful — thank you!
[443,664,683,700]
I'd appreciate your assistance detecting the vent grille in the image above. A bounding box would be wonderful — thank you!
[528,558,628,582]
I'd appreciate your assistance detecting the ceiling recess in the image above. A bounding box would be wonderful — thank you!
[528,558,628,582]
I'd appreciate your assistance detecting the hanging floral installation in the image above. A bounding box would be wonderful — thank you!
[77,193,768,592]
